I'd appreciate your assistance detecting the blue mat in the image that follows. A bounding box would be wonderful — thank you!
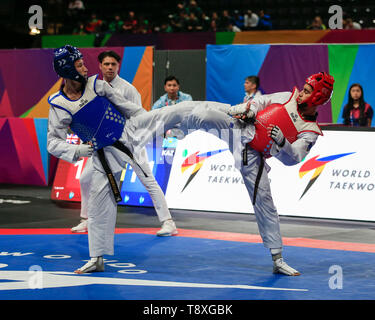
[0,233,374,300]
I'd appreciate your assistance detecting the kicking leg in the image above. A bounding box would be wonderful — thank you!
[184,102,245,167]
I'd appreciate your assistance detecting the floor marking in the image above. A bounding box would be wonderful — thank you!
[0,228,374,253]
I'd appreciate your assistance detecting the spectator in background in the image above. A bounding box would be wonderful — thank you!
[136,14,152,34]
[257,10,273,30]
[307,16,327,30]
[174,11,189,32]
[85,13,102,33]
[220,10,233,31]
[209,19,218,32]
[201,12,211,31]
[243,76,262,102]
[210,12,221,30]
[108,15,123,33]
[342,83,373,127]
[244,10,259,30]
[187,0,203,19]
[233,10,244,30]
[73,22,86,35]
[186,12,200,31]
[343,16,362,30]
[176,1,189,16]
[160,22,173,33]
[152,76,192,110]
[122,11,138,33]
[67,0,85,17]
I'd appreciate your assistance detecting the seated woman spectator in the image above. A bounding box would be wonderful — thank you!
[342,83,373,127]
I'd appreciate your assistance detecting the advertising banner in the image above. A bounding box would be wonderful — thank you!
[51,129,375,222]
[268,130,375,221]
[118,137,177,206]
[165,130,375,222]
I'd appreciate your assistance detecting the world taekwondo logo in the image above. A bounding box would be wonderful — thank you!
[181,149,228,192]
[299,152,355,199]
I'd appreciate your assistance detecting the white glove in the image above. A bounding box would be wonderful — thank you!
[228,102,255,121]
[76,144,94,158]
[268,125,285,147]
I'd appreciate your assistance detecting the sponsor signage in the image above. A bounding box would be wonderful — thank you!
[52,130,375,222]
[268,130,375,221]
[165,130,375,222]
[51,157,87,202]
[118,137,176,206]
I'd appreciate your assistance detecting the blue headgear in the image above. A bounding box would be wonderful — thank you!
[53,45,86,83]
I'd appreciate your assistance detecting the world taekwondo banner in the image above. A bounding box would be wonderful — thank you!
[52,129,375,222]
[164,129,375,222]
[267,130,375,222]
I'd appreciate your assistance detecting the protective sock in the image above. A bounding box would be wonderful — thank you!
[270,248,282,261]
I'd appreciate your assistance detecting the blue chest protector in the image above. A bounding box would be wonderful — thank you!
[49,75,126,150]
[70,96,125,150]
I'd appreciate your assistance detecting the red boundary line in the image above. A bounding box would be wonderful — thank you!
[1,228,375,253]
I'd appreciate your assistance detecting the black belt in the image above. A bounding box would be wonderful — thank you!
[96,140,148,203]
[243,144,264,206]
[97,148,122,203]
[112,141,148,178]
[252,154,264,206]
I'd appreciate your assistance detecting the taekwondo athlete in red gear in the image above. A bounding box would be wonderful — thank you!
[177,72,335,276]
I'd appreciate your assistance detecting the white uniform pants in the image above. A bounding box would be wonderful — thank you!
[184,101,283,249]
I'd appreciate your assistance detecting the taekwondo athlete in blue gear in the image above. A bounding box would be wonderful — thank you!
[72,51,177,237]
[47,45,195,274]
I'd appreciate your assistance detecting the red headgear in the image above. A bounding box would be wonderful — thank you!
[303,72,335,108]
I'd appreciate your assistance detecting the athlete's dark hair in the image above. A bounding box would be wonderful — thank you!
[245,75,260,89]
[98,50,121,63]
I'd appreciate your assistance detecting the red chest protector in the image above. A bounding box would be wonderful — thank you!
[248,88,322,158]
